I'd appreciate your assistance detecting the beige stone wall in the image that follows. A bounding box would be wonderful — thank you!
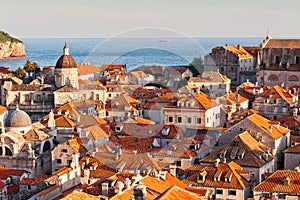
[284,152,300,170]
[257,69,300,87]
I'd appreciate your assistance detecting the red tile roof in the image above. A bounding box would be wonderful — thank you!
[19,174,50,185]
[254,170,300,194]
[264,39,300,49]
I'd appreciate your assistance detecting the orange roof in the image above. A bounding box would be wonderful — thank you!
[200,162,249,189]
[66,138,87,153]
[194,93,218,110]
[77,64,101,76]
[284,143,300,154]
[55,115,75,128]
[224,45,253,59]
[264,39,300,49]
[254,170,300,194]
[0,106,7,115]
[156,185,204,200]
[58,190,101,200]
[53,166,73,177]
[228,93,248,104]
[19,174,50,185]
[260,85,297,105]
[134,117,155,125]
[248,114,290,140]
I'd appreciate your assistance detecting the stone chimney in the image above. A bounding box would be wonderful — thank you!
[48,110,56,130]
[169,164,177,177]
[124,178,131,190]
[215,158,220,168]
[102,182,109,196]
[159,171,167,180]
[114,181,124,195]
[293,108,298,117]
[134,183,147,200]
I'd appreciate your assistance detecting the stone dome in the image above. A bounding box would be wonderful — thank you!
[55,40,77,69]
[55,55,77,68]
[5,105,32,128]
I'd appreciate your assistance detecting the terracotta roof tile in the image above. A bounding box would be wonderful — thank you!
[224,45,253,59]
[264,39,300,49]
[155,185,204,200]
[254,170,300,194]
[248,114,290,140]
[19,174,50,185]
[284,143,300,154]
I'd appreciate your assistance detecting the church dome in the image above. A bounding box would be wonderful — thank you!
[55,41,77,69]
[5,105,32,128]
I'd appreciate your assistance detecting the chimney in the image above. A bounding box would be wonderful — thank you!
[169,164,177,177]
[102,182,109,196]
[293,108,298,117]
[124,178,131,190]
[134,183,147,200]
[215,158,220,168]
[159,171,167,180]
[114,181,124,195]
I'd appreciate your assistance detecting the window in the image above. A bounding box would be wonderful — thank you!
[278,194,286,199]
[168,116,173,123]
[176,160,181,167]
[108,94,112,97]
[36,94,42,101]
[68,160,72,165]
[263,193,270,198]
[57,159,62,164]
[197,118,201,124]
[296,56,300,64]
[25,94,30,102]
[28,185,31,190]
[187,117,192,123]
[229,190,236,196]
[216,189,223,194]
[177,117,182,123]
[275,56,281,64]
[61,149,68,153]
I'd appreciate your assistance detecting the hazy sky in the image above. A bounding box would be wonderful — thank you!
[1,0,299,38]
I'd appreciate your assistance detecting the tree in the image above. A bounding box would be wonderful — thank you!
[13,67,26,79]
[32,62,40,78]
[23,60,35,79]
[188,57,204,76]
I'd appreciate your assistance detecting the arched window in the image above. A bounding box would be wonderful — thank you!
[4,147,12,156]
[288,75,299,82]
[47,94,53,101]
[95,94,100,100]
[25,94,30,102]
[36,94,42,101]
[42,141,51,153]
[268,74,279,81]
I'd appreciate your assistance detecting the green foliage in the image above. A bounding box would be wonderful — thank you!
[23,60,40,79]
[13,67,26,79]
[188,57,204,76]
[0,31,22,43]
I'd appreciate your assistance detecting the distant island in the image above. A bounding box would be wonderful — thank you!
[0,31,26,60]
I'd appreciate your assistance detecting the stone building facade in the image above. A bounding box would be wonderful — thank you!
[205,45,257,88]
[0,106,54,177]
[257,37,300,87]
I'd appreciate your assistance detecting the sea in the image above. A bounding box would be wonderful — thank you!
[0,38,263,71]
